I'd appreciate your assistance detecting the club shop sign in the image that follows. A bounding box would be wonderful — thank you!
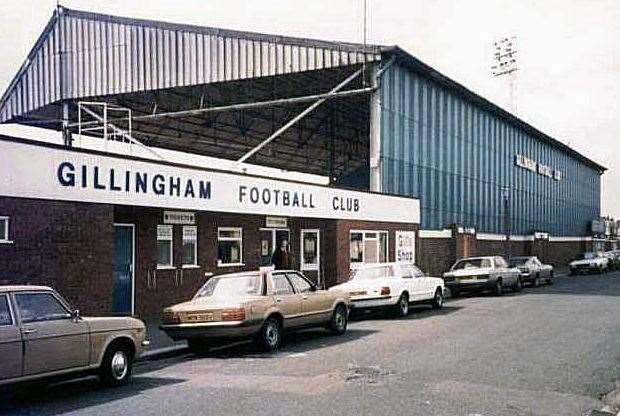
[515,154,563,181]
[0,140,420,224]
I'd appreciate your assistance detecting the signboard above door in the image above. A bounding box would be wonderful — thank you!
[265,216,287,228]
[163,211,195,225]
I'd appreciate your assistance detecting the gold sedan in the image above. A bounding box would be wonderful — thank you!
[0,285,148,387]
[161,268,350,352]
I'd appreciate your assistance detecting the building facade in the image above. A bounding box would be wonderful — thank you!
[379,58,604,236]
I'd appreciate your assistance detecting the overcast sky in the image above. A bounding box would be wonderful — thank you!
[0,0,618,217]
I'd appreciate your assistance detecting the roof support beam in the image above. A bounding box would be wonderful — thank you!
[237,68,364,163]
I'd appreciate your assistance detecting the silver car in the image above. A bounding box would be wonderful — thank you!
[508,256,554,287]
[443,256,521,296]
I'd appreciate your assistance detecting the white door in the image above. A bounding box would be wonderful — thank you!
[399,264,426,301]
[300,229,320,286]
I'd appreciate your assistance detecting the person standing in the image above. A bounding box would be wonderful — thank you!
[271,239,295,270]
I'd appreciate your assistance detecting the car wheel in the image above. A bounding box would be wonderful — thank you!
[188,339,212,355]
[394,293,409,317]
[547,272,554,285]
[329,304,348,335]
[513,277,522,292]
[494,280,503,296]
[258,316,282,352]
[431,289,443,309]
[532,275,539,288]
[99,343,133,387]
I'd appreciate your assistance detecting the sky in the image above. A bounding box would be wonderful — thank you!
[0,0,618,216]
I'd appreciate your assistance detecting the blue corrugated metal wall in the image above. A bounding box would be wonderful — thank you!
[380,63,601,236]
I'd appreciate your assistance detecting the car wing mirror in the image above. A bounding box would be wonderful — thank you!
[71,309,81,321]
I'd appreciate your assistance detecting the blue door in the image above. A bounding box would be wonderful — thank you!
[113,224,134,315]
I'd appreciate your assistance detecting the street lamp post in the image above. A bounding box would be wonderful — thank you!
[501,186,512,260]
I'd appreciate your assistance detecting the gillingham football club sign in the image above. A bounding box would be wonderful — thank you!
[0,139,420,224]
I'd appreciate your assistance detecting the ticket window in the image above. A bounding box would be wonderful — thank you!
[260,229,290,266]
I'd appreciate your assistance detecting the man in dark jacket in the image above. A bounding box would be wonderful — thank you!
[271,239,295,270]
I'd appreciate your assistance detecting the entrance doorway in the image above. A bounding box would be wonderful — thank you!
[300,229,321,287]
[260,228,290,266]
[113,224,135,315]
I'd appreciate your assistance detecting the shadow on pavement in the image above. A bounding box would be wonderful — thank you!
[207,327,377,359]
[350,305,462,322]
[0,375,185,415]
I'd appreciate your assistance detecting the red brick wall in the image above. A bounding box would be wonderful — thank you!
[417,237,456,277]
[0,197,114,315]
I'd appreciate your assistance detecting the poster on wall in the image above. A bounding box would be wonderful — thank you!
[395,231,416,263]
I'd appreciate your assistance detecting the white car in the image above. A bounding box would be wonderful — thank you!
[329,263,445,317]
[569,252,609,275]
[443,256,521,296]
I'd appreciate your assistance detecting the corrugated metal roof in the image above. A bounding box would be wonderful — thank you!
[384,47,607,172]
[0,6,381,123]
[0,6,604,174]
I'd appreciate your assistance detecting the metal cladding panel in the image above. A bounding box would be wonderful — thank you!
[380,63,601,236]
[0,7,381,123]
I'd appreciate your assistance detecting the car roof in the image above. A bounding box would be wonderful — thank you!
[456,256,495,261]
[0,285,53,293]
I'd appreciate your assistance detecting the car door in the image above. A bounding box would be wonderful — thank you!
[270,273,303,329]
[495,257,515,284]
[287,272,332,325]
[530,257,542,277]
[399,264,426,301]
[0,293,22,381]
[14,291,90,376]
[412,265,435,299]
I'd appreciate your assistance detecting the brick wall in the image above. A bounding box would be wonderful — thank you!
[0,197,114,315]
[417,237,455,277]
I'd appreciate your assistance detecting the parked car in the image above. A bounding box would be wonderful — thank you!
[569,252,609,275]
[508,256,554,287]
[603,250,620,271]
[160,268,350,353]
[0,285,148,387]
[329,262,444,317]
[443,256,521,296]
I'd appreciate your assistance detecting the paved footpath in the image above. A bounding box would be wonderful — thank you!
[2,273,619,416]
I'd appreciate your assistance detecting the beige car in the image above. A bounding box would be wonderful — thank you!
[0,285,148,387]
[161,269,350,352]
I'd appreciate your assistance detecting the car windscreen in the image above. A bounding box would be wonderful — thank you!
[508,258,529,267]
[582,252,598,260]
[350,265,393,280]
[452,258,492,270]
[194,274,262,299]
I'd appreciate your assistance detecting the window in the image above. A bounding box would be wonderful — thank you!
[0,295,13,326]
[272,273,294,295]
[182,226,198,266]
[15,292,70,323]
[494,257,508,268]
[157,225,173,268]
[401,264,424,279]
[0,216,10,243]
[218,227,243,266]
[194,274,262,299]
[349,231,389,264]
[300,230,319,270]
[287,272,312,293]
